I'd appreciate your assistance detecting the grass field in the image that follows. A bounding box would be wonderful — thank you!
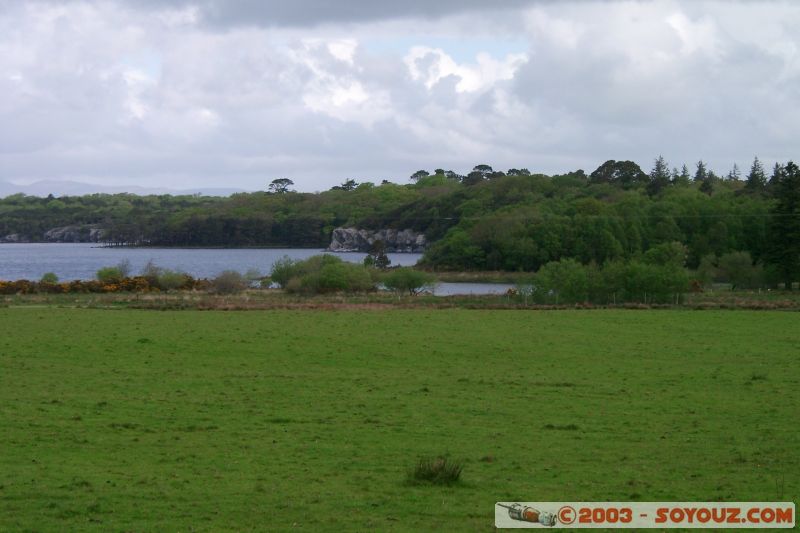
[0,308,797,531]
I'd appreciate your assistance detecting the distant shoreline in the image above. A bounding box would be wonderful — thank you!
[0,242,424,253]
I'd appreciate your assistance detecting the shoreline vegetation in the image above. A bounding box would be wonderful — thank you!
[3,289,800,311]
[2,250,798,309]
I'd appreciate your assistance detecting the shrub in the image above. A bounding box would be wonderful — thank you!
[535,259,589,303]
[717,251,764,290]
[96,266,124,284]
[40,272,59,284]
[296,262,374,294]
[244,268,264,288]
[382,268,435,295]
[408,456,463,486]
[157,270,190,291]
[273,254,376,294]
[140,260,162,285]
[116,259,132,278]
[695,254,718,287]
[212,270,247,294]
[117,276,151,292]
[269,256,298,288]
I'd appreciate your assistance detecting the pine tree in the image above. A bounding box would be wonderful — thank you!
[647,155,671,195]
[744,157,767,194]
[694,160,708,183]
[672,164,691,186]
[700,169,717,196]
[726,163,741,181]
[766,161,800,289]
[768,162,784,194]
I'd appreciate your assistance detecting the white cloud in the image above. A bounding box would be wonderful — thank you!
[0,0,799,192]
[404,46,527,93]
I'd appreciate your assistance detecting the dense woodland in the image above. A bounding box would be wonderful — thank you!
[1,157,799,284]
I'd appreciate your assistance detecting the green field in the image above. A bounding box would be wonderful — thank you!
[0,308,797,531]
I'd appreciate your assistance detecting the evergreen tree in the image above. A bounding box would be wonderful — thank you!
[673,164,691,186]
[726,163,741,181]
[765,161,800,289]
[694,160,708,183]
[647,155,671,196]
[744,156,767,193]
[768,162,785,194]
[700,169,717,195]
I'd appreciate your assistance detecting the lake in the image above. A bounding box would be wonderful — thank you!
[0,243,422,281]
[0,243,513,296]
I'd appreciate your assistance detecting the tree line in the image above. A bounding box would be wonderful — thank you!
[1,157,798,286]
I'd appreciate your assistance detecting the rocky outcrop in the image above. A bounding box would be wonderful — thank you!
[0,233,27,243]
[43,225,106,243]
[328,227,426,253]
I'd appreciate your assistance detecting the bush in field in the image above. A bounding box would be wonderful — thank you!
[96,266,124,284]
[717,251,763,290]
[408,456,463,486]
[535,258,589,304]
[615,261,688,304]
[141,260,162,285]
[296,261,374,294]
[244,268,264,288]
[40,272,59,284]
[269,256,297,288]
[157,270,190,291]
[116,259,132,278]
[695,254,718,287]
[212,270,247,294]
[138,261,191,291]
[518,258,689,305]
[271,254,376,294]
[382,268,435,295]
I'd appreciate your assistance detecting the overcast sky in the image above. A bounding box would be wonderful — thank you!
[1,0,799,193]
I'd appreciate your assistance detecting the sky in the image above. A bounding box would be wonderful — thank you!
[1,0,799,194]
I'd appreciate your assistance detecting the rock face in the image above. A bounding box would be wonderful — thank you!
[43,225,106,243]
[0,233,26,243]
[328,227,426,253]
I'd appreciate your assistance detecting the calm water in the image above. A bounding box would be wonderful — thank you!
[0,243,513,295]
[432,282,515,296]
[0,243,422,281]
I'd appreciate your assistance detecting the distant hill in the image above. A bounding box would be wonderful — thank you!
[0,179,247,198]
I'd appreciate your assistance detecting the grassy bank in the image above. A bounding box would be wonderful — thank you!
[0,309,797,531]
[4,288,800,311]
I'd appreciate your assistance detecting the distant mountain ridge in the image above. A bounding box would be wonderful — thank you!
[0,179,247,198]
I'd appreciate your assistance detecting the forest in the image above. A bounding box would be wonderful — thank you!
[1,157,798,284]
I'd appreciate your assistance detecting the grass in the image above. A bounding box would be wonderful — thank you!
[0,308,798,531]
[408,457,464,486]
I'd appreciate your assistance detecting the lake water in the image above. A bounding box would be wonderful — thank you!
[0,243,513,296]
[432,282,515,296]
[0,243,422,281]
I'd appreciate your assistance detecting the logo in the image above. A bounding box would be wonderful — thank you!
[495,502,795,529]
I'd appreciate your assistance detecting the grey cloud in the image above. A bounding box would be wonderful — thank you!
[1,1,799,194]
[121,0,545,27]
